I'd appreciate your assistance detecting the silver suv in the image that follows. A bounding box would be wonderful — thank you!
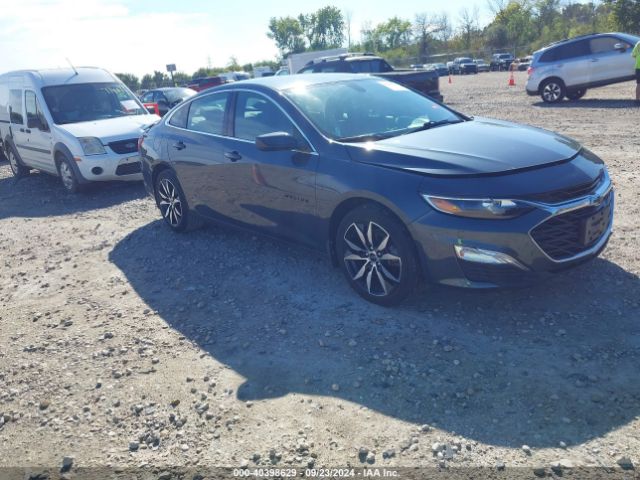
[526,32,640,103]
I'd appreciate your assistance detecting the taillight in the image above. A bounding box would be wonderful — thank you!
[527,66,534,76]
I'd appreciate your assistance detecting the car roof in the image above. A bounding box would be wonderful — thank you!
[536,32,635,53]
[197,73,371,94]
[8,67,117,87]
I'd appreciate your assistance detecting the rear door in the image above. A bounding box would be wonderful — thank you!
[8,88,33,167]
[554,39,591,87]
[589,35,635,83]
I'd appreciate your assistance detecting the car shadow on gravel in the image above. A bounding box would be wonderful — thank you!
[0,169,146,220]
[533,99,639,109]
[110,220,640,449]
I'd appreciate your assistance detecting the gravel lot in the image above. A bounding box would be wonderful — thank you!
[1,72,639,479]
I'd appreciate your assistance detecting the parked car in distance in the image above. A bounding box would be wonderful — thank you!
[490,53,515,71]
[186,76,226,92]
[474,59,490,72]
[140,87,196,117]
[526,32,640,103]
[298,53,442,102]
[451,57,478,74]
[0,67,159,192]
[140,74,613,305]
[219,71,251,83]
[428,63,450,76]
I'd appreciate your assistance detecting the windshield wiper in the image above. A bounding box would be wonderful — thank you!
[404,119,464,134]
[337,131,400,143]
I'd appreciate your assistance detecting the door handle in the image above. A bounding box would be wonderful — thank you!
[25,129,31,134]
[172,141,186,151]
[590,58,599,62]
[19,128,25,132]
[224,151,242,162]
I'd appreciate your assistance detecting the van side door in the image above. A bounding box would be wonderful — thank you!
[22,90,54,172]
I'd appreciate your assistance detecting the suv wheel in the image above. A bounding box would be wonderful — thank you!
[336,204,419,306]
[540,79,565,103]
[566,89,586,101]
[7,146,30,177]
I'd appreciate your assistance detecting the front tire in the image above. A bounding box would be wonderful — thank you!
[154,169,201,232]
[540,79,566,103]
[7,146,30,178]
[336,204,419,306]
[57,155,82,193]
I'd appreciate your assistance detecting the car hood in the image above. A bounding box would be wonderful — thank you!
[344,117,582,176]
[57,114,160,143]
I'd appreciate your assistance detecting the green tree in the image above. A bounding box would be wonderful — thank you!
[267,16,306,55]
[603,0,640,33]
[172,72,190,86]
[299,6,345,50]
[378,17,413,50]
[152,71,168,87]
[140,74,155,90]
[115,73,140,91]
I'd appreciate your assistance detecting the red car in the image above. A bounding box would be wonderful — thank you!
[185,76,226,92]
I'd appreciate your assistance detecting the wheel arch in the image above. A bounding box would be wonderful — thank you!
[52,142,88,183]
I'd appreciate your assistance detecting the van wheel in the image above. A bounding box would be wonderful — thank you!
[57,155,82,193]
[540,79,565,103]
[7,147,30,177]
[566,89,586,101]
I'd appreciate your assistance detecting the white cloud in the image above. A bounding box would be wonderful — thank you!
[0,0,238,78]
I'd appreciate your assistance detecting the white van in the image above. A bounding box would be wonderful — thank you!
[0,67,159,192]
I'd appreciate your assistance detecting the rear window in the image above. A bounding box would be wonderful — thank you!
[541,39,590,62]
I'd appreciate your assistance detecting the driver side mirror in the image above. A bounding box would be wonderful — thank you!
[613,43,627,52]
[256,132,299,151]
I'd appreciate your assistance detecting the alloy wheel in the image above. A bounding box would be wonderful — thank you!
[542,82,562,102]
[343,221,402,297]
[158,178,183,227]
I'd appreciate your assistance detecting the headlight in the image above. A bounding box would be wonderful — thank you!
[423,195,533,219]
[78,137,106,156]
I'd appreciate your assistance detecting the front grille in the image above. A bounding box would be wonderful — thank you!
[531,191,613,261]
[115,162,141,176]
[525,174,602,204]
[459,261,531,286]
[109,138,139,155]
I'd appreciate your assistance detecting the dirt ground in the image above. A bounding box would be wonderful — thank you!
[1,72,639,480]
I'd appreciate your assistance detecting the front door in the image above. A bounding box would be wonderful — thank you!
[22,90,54,172]
[589,36,636,83]
[220,91,319,247]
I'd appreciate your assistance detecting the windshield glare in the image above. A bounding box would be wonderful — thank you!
[42,82,146,125]
[284,78,461,141]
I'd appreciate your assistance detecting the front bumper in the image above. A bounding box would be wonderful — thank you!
[409,184,614,288]
[75,152,142,182]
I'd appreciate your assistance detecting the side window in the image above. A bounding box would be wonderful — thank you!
[154,92,168,104]
[141,92,154,103]
[298,66,314,74]
[350,61,372,73]
[555,40,590,60]
[187,93,228,135]
[590,37,628,54]
[539,49,556,63]
[9,89,23,124]
[317,63,341,73]
[168,102,189,129]
[234,92,304,145]
[25,91,48,131]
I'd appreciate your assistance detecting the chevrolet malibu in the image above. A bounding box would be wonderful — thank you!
[139,74,613,305]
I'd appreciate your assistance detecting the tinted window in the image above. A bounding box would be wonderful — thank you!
[590,36,629,54]
[168,103,189,129]
[25,91,48,130]
[554,40,590,60]
[9,89,23,124]
[187,93,228,135]
[234,92,297,141]
[140,92,154,103]
[317,63,343,73]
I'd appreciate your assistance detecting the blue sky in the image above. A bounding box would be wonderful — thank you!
[0,0,495,77]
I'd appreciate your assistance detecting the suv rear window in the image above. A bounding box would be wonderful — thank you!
[541,39,590,62]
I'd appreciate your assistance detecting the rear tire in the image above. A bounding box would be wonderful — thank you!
[540,79,566,103]
[7,146,30,178]
[336,203,419,306]
[154,169,202,232]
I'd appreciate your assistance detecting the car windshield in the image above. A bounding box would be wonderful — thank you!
[459,58,473,63]
[165,88,196,103]
[284,78,463,142]
[42,82,146,124]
